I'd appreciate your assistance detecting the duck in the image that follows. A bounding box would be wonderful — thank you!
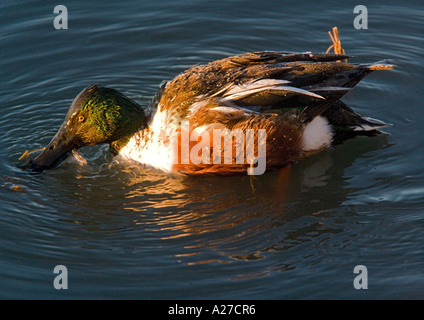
[29,51,394,175]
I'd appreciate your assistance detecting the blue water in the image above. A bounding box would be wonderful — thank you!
[0,0,423,299]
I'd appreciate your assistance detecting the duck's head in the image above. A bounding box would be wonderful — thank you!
[30,84,147,171]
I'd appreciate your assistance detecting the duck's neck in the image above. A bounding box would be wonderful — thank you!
[108,105,148,155]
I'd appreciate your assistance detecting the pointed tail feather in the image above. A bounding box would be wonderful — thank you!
[361,59,396,71]
[352,116,391,131]
[323,100,390,131]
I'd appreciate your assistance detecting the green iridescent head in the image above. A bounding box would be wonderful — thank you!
[31,84,147,171]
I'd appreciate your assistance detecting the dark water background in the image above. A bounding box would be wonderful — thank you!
[0,0,423,299]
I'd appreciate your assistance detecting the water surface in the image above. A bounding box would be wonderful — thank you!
[0,0,423,299]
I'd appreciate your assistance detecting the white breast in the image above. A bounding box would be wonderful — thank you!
[119,108,176,172]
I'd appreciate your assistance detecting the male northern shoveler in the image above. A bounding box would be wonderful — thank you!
[30,51,394,175]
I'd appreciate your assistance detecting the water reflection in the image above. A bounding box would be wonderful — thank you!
[5,126,390,277]
[120,133,389,268]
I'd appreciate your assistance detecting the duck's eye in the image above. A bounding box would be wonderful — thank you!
[78,115,85,123]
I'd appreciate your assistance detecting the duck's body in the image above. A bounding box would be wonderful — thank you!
[120,51,393,174]
[30,51,394,174]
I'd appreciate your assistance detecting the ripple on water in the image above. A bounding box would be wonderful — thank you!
[1,0,423,299]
